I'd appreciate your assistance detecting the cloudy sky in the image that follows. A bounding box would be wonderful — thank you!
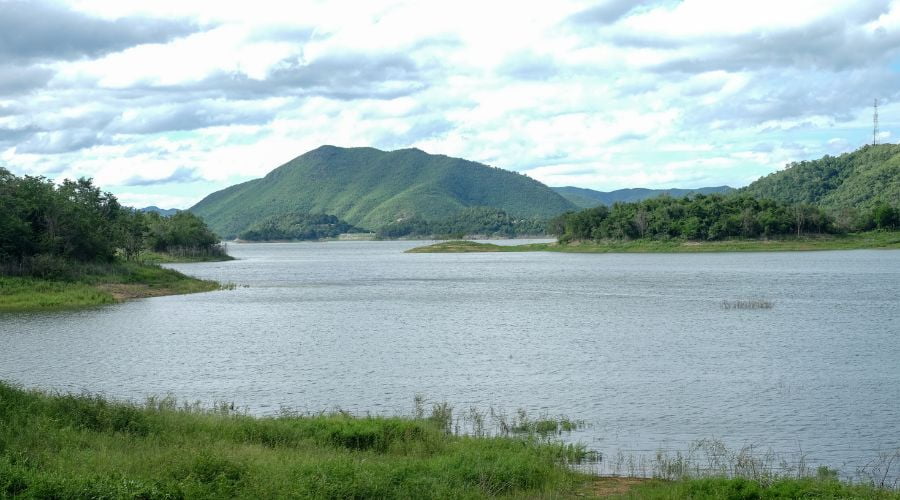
[2,0,899,208]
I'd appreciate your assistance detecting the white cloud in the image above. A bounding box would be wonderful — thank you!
[1,0,896,208]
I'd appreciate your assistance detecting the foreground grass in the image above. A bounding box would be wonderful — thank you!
[0,382,590,499]
[1,382,897,498]
[407,231,900,254]
[137,250,235,264]
[608,477,900,499]
[0,261,220,312]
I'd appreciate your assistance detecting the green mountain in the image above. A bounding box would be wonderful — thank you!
[190,146,577,238]
[552,185,734,209]
[139,206,179,217]
[740,143,900,211]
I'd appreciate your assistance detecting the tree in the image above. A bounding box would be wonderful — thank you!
[872,203,899,230]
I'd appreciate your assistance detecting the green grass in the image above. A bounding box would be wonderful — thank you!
[0,382,593,499]
[0,277,115,310]
[1,382,897,498]
[137,251,234,264]
[0,261,221,312]
[611,476,900,499]
[407,231,900,254]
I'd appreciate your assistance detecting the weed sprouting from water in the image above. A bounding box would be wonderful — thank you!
[409,397,599,466]
[858,450,900,490]
[722,299,775,310]
[606,438,900,491]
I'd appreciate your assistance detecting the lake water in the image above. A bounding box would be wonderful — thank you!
[1,241,899,477]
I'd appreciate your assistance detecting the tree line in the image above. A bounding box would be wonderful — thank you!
[376,207,548,239]
[554,193,898,243]
[238,213,361,241]
[0,168,224,277]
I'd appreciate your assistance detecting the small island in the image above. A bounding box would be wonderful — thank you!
[0,169,230,312]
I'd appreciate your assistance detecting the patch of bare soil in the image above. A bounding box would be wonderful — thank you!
[97,284,177,301]
[588,477,652,497]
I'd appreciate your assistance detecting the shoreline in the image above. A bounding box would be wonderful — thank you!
[1,380,896,498]
[0,259,225,312]
[229,234,552,243]
[406,231,900,254]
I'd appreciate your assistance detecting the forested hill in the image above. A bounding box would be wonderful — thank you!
[190,146,577,238]
[552,186,733,208]
[140,206,179,217]
[740,143,900,211]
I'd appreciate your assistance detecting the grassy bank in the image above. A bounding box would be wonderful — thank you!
[137,250,235,264]
[0,382,591,499]
[607,476,900,499]
[407,231,900,254]
[0,261,221,312]
[0,382,897,498]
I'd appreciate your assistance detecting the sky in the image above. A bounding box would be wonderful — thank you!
[2,0,899,209]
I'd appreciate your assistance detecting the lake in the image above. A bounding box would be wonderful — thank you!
[1,241,899,477]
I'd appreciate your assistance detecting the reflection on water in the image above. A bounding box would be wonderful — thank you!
[1,241,899,475]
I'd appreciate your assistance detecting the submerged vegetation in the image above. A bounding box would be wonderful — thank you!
[722,299,775,310]
[0,168,227,311]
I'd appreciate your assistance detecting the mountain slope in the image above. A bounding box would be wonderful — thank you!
[190,146,577,237]
[139,206,179,217]
[740,143,900,211]
[552,186,734,209]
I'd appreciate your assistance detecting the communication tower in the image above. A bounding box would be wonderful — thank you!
[874,98,879,146]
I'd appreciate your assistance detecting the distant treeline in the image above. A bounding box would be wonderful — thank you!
[238,213,362,241]
[555,193,899,242]
[0,168,224,277]
[376,207,548,239]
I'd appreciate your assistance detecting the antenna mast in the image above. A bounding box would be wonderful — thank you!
[874,99,879,146]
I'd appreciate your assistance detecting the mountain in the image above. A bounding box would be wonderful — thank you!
[190,146,577,238]
[740,143,900,212]
[552,186,734,209]
[139,206,180,217]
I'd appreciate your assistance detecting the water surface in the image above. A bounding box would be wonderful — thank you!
[2,241,898,475]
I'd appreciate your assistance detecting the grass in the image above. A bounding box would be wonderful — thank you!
[0,382,594,499]
[609,476,900,499]
[406,231,900,254]
[137,251,234,264]
[0,261,221,312]
[0,278,115,310]
[0,383,897,498]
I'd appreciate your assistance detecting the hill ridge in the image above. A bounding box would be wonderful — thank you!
[552,185,734,208]
[190,146,576,238]
[739,143,900,211]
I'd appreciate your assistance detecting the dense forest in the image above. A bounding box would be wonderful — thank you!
[375,207,548,239]
[741,143,900,212]
[556,193,898,243]
[552,185,733,209]
[0,168,225,278]
[190,145,576,238]
[238,213,362,241]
